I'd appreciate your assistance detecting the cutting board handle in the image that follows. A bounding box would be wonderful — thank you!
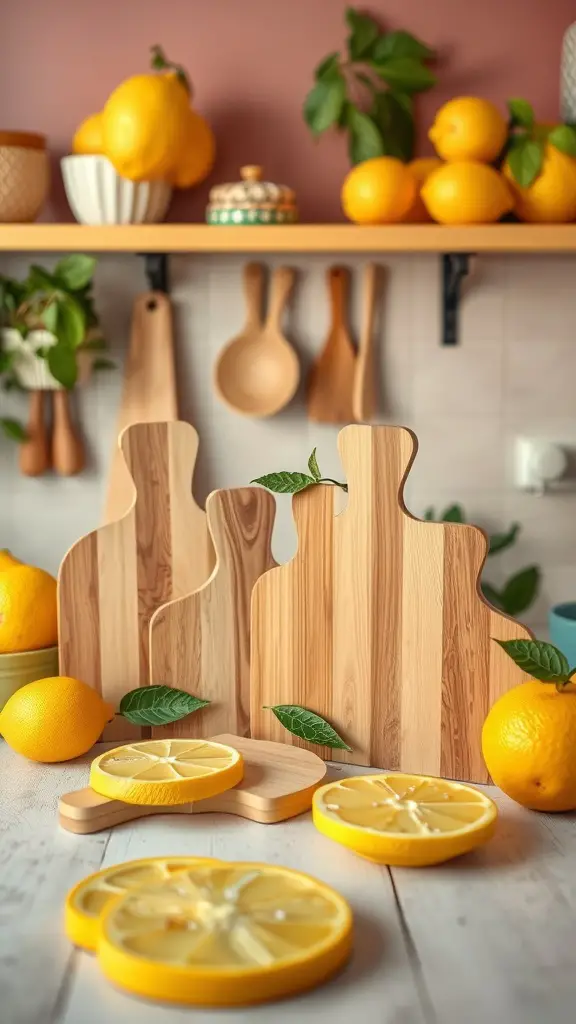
[243,262,265,331]
[265,266,295,331]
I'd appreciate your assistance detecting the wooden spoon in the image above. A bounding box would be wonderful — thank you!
[352,263,379,423]
[19,390,50,476]
[52,390,85,475]
[307,266,356,423]
[214,263,299,417]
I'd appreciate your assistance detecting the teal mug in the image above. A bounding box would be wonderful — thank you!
[548,602,576,667]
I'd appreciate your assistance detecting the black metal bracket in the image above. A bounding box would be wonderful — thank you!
[141,253,169,293]
[441,253,472,346]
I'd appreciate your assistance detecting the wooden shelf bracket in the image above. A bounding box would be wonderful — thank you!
[141,252,169,293]
[441,252,472,346]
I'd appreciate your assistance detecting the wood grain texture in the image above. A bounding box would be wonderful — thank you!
[352,262,379,423]
[251,424,533,783]
[149,487,276,739]
[58,734,327,833]
[104,293,178,524]
[58,421,214,740]
[307,266,357,423]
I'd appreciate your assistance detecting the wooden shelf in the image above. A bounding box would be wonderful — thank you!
[1,223,576,253]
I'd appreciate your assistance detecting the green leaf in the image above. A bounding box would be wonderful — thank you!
[47,344,77,389]
[307,447,321,482]
[372,30,434,62]
[251,471,316,494]
[440,504,465,523]
[314,52,340,81]
[92,356,116,371]
[345,7,380,60]
[371,90,415,160]
[0,417,27,442]
[507,98,535,130]
[119,685,210,726]
[488,522,520,555]
[372,56,436,94]
[303,71,346,136]
[41,302,59,334]
[548,124,576,158]
[54,254,96,292]
[26,264,57,292]
[423,506,435,521]
[55,296,86,348]
[507,137,544,187]
[499,566,540,617]
[265,705,352,751]
[0,350,14,374]
[347,107,385,164]
[494,638,569,683]
[481,581,504,611]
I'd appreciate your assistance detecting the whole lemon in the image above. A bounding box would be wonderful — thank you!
[0,549,22,572]
[482,681,576,811]
[504,144,576,222]
[72,112,103,155]
[0,676,114,762]
[0,564,57,653]
[403,157,443,222]
[422,161,513,224]
[170,108,215,189]
[429,97,507,163]
[102,72,190,181]
[342,157,417,224]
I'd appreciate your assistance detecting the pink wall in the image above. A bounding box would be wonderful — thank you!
[0,0,573,222]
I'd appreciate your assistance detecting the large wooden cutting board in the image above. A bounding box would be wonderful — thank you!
[149,488,276,740]
[250,425,532,783]
[58,421,215,740]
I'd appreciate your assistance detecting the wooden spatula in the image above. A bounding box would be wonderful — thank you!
[352,263,379,423]
[58,735,328,834]
[307,266,356,423]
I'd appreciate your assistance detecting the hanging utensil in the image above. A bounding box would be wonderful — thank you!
[307,266,356,424]
[51,390,85,476]
[19,391,50,476]
[353,263,379,423]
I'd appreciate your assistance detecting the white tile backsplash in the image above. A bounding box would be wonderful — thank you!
[1,249,576,634]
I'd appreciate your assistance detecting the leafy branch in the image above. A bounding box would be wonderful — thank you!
[252,448,348,494]
[505,97,576,186]
[304,7,436,164]
[494,638,576,694]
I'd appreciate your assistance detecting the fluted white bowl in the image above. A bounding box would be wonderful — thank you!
[61,155,172,225]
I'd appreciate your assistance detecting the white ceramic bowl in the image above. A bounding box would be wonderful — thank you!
[61,155,172,225]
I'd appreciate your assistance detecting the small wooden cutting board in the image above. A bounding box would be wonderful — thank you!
[58,421,215,740]
[58,735,328,834]
[149,487,276,740]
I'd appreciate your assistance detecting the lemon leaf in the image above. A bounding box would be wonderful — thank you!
[308,447,322,481]
[371,91,414,161]
[548,124,576,158]
[303,71,346,137]
[345,8,380,61]
[251,471,316,494]
[0,417,27,442]
[371,57,436,94]
[314,52,340,81]
[507,137,544,187]
[47,344,77,389]
[493,638,569,683]
[347,107,385,164]
[488,522,520,555]
[265,705,352,751]
[119,685,210,726]
[507,98,534,130]
[499,566,540,616]
[372,30,435,62]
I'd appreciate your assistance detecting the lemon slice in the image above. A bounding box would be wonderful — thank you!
[89,739,243,806]
[98,861,353,1007]
[313,774,497,867]
[65,856,218,951]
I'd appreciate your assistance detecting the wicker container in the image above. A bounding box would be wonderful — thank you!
[61,155,172,225]
[0,646,59,712]
[0,131,49,223]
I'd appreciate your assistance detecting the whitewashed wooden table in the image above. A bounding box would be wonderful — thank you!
[1,741,575,1024]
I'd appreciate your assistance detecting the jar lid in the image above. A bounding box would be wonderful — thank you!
[0,130,46,150]
[208,165,296,210]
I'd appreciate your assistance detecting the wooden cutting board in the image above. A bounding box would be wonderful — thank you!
[250,425,533,783]
[105,292,178,524]
[149,488,276,740]
[58,735,327,834]
[58,421,215,740]
[307,266,356,423]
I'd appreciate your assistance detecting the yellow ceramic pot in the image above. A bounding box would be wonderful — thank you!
[0,646,58,713]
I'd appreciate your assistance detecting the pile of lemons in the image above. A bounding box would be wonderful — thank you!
[72,45,215,189]
[342,95,576,225]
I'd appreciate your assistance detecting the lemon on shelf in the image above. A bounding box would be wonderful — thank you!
[0,549,22,571]
[65,856,219,951]
[504,143,576,222]
[341,156,417,225]
[422,161,513,224]
[96,861,353,1006]
[403,157,443,222]
[0,563,57,653]
[313,774,497,866]
[429,96,507,163]
[89,738,244,806]
[170,108,215,189]
[72,113,104,156]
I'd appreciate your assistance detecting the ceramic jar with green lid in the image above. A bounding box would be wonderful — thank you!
[206,165,298,225]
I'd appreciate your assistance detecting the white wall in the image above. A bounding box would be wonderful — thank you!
[2,250,576,633]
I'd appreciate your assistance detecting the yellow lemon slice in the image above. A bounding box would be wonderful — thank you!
[98,861,353,1007]
[313,774,497,867]
[89,739,243,806]
[65,856,218,951]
